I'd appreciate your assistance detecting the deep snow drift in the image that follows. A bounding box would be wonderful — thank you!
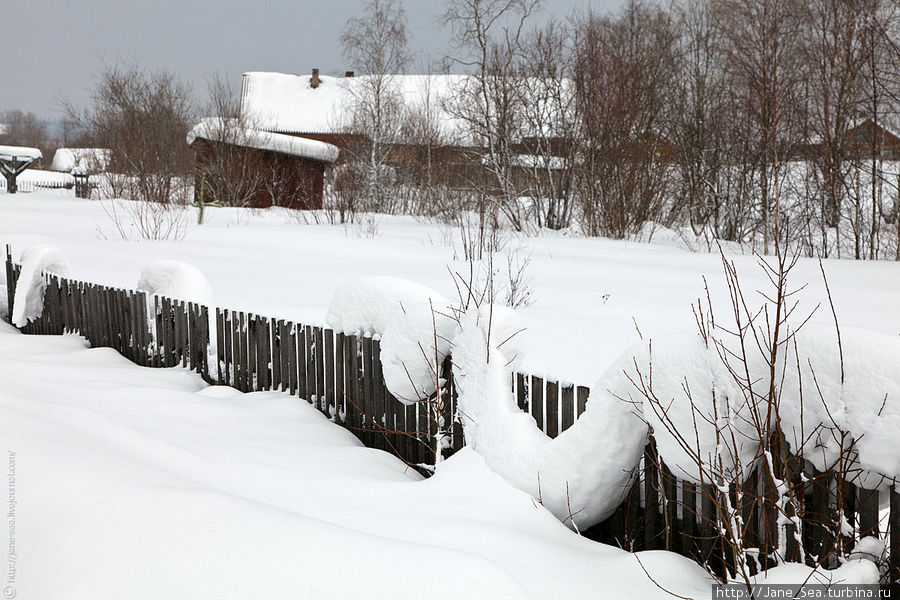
[0,322,722,599]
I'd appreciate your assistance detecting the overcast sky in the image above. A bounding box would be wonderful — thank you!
[3,0,626,120]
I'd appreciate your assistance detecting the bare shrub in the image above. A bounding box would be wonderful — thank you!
[67,64,196,221]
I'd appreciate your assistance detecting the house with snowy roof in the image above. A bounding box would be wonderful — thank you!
[187,117,339,210]
[230,69,576,197]
[188,68,579,209]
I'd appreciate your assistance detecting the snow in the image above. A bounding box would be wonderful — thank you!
[240,71,474,141]
[136,260,214,307]
[0,145,41,161]
[634,333,762,485]
[0,322,716,599]
[451,306,648,530]
[187,118,339,163]
[772,326,900,486]
[1,193,894,591]
[380,298,458,404]
[752,560,879,586]
[10,245,70,327]
[50,147,111,173]
[10,168,75,186]
[3,194,900,388]
[325,276,447,336]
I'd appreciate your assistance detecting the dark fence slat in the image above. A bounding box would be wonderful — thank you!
[545,380,559,439]
[315,327,326,414]
[561,385,575,433]
[305,325,315,404]
[576,385,589,417]
[272,319,282,391]
[891,485,900,584]
[531,375,544,433]
[323,329,335,418]
[515,372,527,412]
[859,487,879,538]
[334,331,345,421]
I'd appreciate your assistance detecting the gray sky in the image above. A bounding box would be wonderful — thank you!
[3,0,625,120]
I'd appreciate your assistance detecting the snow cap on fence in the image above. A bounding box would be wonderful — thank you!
[11,245,70,327]
[137,260,213,307]
[325,276,447,337]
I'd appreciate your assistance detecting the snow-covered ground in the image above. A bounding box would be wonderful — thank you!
[1,193,893,596]
[0,321,716,599]
[3,193,900,385]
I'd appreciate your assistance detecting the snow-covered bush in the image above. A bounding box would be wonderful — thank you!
[627,249,900,583]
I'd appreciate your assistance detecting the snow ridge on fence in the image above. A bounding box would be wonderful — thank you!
[4,246,899,584]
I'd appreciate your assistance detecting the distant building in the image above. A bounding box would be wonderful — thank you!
[191,69,576,207]
[186,118,339,210]
[50,148,111,174]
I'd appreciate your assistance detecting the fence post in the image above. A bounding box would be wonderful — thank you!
[643,440,662,550]
[891,483,900,584]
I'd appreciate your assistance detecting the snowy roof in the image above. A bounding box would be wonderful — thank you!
[240,71,580,149]
[187,118,339,163]
[240,71,474,142]
[51,148,111,173]
[0,145,42,162]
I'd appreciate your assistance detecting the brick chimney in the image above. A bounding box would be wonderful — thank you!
[345,71,355,78]
[310,68,320,89]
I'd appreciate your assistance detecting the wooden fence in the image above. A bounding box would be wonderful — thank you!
[4,246,899,584]
[0,178,74,193]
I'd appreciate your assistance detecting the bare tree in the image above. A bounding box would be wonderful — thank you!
[0,110,53,166]
[800,0,871,257]
[67,64,195,206]
[443,0,541,234]
[341,0,410,213]
[65,65,195,241]
[516,20,578,230]
[715,0,806,253]
[572,0,678,239]
[669,0,739,242]
[190,74,270,223]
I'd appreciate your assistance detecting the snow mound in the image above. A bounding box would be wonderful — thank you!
[778,325,900,486]
[630,325,900,487]
[477,304,526,371]
[379,302,524,406]
[325,276,447,336]
[11,245,71,327]
[452,307,647,530]
[380,300,458,405]
[752,559,879,586]
[136,260,213,307]
[50,148,111,173]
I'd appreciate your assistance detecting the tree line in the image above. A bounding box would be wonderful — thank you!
[343,0,900,260]
[5,0,900,258]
